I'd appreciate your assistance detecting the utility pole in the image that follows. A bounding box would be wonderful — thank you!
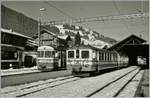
[38,18,41,47]
[38,8,46,47]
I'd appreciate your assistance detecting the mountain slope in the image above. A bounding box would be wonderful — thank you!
[55,24,117,48]
[34,24,117,49]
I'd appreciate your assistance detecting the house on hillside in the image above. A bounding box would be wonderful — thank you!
[33,29,69,68]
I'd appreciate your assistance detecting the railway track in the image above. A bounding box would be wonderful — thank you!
[1,66,144,97]
[1,76,80,97]
[87,67,143,97]
[23,66,142,97]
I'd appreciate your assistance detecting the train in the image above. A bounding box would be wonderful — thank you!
[37,45,129,74]
[37,46,60,71]
[66,45,129,75]
[37,45,67,71]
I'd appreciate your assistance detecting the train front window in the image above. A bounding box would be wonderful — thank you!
[68,51,74,58]
[45,51,51,58]
[81,51,89,58]
[45,51,55,58]
[38,51,44,57]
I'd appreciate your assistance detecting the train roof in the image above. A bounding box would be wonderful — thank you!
[37,46,55,51]
[68,45,117,53]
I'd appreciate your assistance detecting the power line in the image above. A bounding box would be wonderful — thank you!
[113,1,130,34]
[44,1,93,31]
[42,1,148,35]
[44,1,75,19]
[42,13,148,25]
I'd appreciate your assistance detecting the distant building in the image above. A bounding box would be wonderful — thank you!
[34,29,68,50]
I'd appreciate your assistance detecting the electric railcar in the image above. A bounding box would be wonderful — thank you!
[37,46,59,71]
[66,45,128,75]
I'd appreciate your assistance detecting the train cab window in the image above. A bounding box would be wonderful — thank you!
[110,54,112,61]
[68,51,74,58]
[108,53,111,61]
[52,51,55,57]
[114,55,116,61]
[99,52,101,61]
[38,51,44,57]
[108,53,110,61]
[101,53,104,61]
[111,54,113,61]
[76,50,80,58]
[105,53,107,61]
[81,51,89,58]
[107,53,109,61]
[45,51,51,58]
[45,51,55,58]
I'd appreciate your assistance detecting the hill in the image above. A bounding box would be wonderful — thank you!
[38,24,117,49]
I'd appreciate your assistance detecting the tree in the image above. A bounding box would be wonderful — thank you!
[66,35,72,41]
[75,32,81,46]
[66,35,72,48]
[103,45,108,49]
[81,41,84,45]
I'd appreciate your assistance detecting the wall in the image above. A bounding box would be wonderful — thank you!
[1,5,38,37]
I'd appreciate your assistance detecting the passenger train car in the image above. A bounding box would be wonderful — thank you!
[66,45,128,75]
[37,46,60,71]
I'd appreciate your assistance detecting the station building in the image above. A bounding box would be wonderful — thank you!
[1,5,69,69]
[108,34,149,68]
[1,28,38,69]
[1,5,38,69]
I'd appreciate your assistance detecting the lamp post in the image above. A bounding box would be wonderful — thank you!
[38,8,46,47]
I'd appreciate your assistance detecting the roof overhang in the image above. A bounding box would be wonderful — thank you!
[108,34,146,51]
[1,28,32,39]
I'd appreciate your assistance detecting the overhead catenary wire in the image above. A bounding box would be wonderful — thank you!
[44,1,75,21]
[41,13,148,25]
[42,1,148,36]
[44,1,94,31]
[42,1,148,25]
[113,1,130,35]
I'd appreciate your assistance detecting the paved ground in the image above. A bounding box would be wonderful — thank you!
[141,69,149,97]
[1,66,38,76]
[135,68,149,97]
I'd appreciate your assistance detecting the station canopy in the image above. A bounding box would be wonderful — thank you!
[108,34,149,57]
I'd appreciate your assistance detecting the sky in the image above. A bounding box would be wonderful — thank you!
[1,0,149,41]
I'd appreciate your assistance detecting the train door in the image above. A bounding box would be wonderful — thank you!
[59,51,66,69]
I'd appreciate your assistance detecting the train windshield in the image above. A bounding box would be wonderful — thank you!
[38,51,44,57]
[81,51,89,58]
[45,51,55,58]
[68,51,74,58]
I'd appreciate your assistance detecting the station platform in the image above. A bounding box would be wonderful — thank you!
[140,69,149,97]
[1,66,39,76]
[135,68,149,97]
